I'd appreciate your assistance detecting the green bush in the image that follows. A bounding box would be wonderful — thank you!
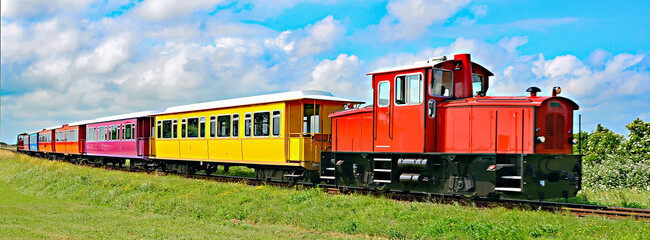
[575,118,650,190]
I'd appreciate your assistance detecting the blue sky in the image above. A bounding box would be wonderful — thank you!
[1,0,649,143]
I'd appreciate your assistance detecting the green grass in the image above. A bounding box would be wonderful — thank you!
[1,150,648,239]
[570,188,650,209]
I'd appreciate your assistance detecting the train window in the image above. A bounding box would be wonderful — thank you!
[217,115,231,138]
[245,113,252,137]
[172,120,178,139]
[124,124,131,140]
[395,74,422,105]
[303,104,320,134]
[254,112,270,137]
[232,114,239,138]
[272,111,281,137]
[162,120,172,139]
[378,81,390,107]
[200,117,206,138]
[430,69,453,97]
[188,117,199,138]
[181,119,187,138]
[210,116,216,138]
[157,121,162,139]
[472,74,483,96]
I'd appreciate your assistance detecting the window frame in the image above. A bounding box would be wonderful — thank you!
[253,111,271,138]
[272,110,281,137]
[210,116,216,138]
[181,118,187,139]
[377,81,390,107]
[232,114,240,138]
[162,119,173,139]
[199,116,206,138]
[157,121,162,139]
[172,119,178,139]
[394,73,423,106]
[187,117,199,139]
[429,68,454,97]
[217,114,231,138]
[244,113,252,138]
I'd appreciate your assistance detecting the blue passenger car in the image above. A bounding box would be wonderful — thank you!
[29,132,39,151]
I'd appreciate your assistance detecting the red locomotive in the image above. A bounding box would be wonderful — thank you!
[323,54,580,200]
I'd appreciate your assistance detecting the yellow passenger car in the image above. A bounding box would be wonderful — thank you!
[151,90,361,172]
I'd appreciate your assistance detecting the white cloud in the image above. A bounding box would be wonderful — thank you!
[75,33,134,74]
[300,54,367,99]
[1,0,94,18]
[295,15,345,57]
[135,0,223,21]
[1,19,81,62]
[379,0,470,40]
[371,36,528,72]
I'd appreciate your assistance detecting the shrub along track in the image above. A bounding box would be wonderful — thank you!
[14,150,650,221]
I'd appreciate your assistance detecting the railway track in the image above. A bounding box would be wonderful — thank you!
[12,150,650,220]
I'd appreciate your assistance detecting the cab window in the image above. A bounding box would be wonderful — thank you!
[430,69,453,97]
[395,74,422,105]
[472,74,484,96]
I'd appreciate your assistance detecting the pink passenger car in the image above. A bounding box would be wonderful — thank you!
[84,111,156,160]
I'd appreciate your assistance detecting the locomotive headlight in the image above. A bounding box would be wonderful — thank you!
[569,137,578,145]
[536,136,546,143]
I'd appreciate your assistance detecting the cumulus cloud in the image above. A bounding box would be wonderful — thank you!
[135,0,223,21]
[379,0,470,40]
[75,32,134,75]
[1,0,94,18]
[371,36,528,72]
[1,19,81,62]
[299,54,368,100]
[295,16,345,57]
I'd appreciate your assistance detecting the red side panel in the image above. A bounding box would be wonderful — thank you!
[439,105,534,154]
[331,107,373,152]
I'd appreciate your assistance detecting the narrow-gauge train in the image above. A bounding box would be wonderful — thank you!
[17,53,581,200]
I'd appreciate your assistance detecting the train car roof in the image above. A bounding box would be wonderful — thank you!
[28,131,40,135]
[154,90,364,116]
[69,119,97,127]
[83,110,162,125]
[45,125,63,130]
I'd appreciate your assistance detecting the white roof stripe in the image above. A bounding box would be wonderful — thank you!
[83,110,162,125]
[156,90,363,115]
[45,125,63,130]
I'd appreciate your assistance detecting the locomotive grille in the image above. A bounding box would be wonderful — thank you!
[544,113,565,149]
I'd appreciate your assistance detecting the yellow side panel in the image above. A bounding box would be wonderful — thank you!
[289,138,301,161]
[243,139,285,163]
[208,139,243,161]
[156,140,180,158]
[180,139,208,159]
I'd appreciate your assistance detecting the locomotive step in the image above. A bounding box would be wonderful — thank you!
[500,176,522,179]
[320,176,335,179]
[372,179,391,183]
[495,187,522,192]
[374,168,391,172]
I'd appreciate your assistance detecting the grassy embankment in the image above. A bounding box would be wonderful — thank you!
[1,150,648,239]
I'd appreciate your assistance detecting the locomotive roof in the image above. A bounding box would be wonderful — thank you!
[367,58,494,76]
[154,90,363,115]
